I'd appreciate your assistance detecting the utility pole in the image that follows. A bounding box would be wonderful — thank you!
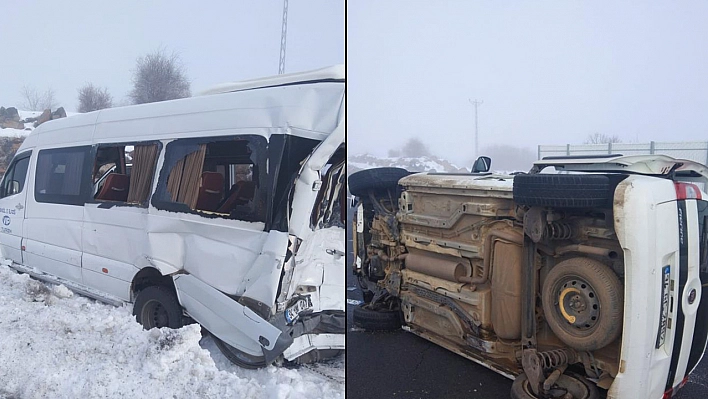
[469,99,483,158]
[278,0,289,75]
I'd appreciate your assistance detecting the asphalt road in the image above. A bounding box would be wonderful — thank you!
[345,204,708,398]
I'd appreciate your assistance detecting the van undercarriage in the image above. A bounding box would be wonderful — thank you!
[351,156,708,398]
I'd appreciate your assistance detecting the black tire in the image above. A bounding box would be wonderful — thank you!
[212,334,268,369]
[133,285,184,330]
[348,167,410,197]
[511,373,599,399]
[352,304,402,331]
[291,349,344,365]
[513,174,611,208]
[542,257,623,351]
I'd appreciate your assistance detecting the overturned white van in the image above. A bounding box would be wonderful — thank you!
[0,66,346,367]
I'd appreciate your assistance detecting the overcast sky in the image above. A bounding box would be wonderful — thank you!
[347,1,708,165]
[1,1,343,112]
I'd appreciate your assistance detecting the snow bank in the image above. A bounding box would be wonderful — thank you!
[348,153,466,174]
[0,264,343,399]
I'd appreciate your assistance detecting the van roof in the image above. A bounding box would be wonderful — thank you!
[21,65,345,150]
[199,65,344,95]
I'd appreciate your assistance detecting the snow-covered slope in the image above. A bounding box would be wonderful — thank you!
[348,153,467,174]
[0,263,343,399]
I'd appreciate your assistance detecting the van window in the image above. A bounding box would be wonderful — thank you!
[0,152,31,198]
[35,146,92,205]
[152,135,267,223]
[311,145,345,228]
[92,142,160,205]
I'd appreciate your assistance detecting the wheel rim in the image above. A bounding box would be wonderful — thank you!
[141,299,170,329]
[521,375,591,399]
[553,276,600,333]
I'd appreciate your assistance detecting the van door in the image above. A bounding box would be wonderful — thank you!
[23,146,92,284]
[288,120,344,239]
[0,151,32,264]
[81,142,160,301]
[282,139,346,310]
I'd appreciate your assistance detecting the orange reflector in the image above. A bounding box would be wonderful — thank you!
[101,268,108,273]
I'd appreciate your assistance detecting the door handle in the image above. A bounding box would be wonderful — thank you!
[326,248,345,257]
[15,203,23,210]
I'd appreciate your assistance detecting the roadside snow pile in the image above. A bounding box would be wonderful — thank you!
[0,263,343,399]
[348,153,467,174]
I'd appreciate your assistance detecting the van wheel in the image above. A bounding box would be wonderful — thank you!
[511,373,599,399]
[348,167,410,198]
[291,349,344,365]
[213,335,268,369]
[352,304,402,331]
[133,286,184,329]
[542,258,623,351]
[513,174,611,208]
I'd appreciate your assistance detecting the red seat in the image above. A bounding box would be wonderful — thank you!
[217,180,255,214]
[195,172,224,211]
[95,173,129,202]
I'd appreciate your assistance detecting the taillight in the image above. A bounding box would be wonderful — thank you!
[675,182,702,200]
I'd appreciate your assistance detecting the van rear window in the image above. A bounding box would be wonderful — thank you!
[35,146,92,205]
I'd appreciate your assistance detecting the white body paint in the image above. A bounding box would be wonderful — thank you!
[0,65,345,363]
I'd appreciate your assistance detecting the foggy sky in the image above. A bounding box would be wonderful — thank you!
[1,1,343,112]
[347,1,708,165]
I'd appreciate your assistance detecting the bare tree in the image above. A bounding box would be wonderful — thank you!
[20,85,57,111]
[400,137,430,158]
[585,133,622,144]
[387,148,401,157]
[129,48,191,104]
[77,83,113,113]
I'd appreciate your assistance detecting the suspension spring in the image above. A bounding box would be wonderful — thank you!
[545,222,573,240]
[538,348,577,369]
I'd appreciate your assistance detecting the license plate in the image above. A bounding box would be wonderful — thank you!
[285,296,312,324]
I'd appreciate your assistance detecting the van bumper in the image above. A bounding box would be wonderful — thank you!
[278,310,345,361]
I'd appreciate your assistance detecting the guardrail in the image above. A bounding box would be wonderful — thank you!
[538,141,708,165]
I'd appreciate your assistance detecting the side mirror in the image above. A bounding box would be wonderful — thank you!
[471,156,491,173]
[9,180,19,195]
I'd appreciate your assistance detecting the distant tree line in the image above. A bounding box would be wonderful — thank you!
[388,137,431,158]
[18,47,191,113]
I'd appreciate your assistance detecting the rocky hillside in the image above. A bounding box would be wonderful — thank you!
[0,106,68,174]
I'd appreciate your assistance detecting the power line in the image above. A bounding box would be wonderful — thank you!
[278,0,289,75]
[469,99,483,158]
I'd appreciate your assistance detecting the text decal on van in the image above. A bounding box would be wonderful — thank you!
[656,265,671,348]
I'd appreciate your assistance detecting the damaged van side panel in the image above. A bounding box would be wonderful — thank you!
[173,273,292,360]
[3,70,345,366]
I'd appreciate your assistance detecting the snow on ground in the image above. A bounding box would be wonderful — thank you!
[348,153,466,174]
[0,263,344,399]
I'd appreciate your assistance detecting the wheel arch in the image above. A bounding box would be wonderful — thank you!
[130,266,177,302]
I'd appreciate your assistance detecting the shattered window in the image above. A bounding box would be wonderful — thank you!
[91,142,160,205]
[152,135,267,223]
[311,145,345,229]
